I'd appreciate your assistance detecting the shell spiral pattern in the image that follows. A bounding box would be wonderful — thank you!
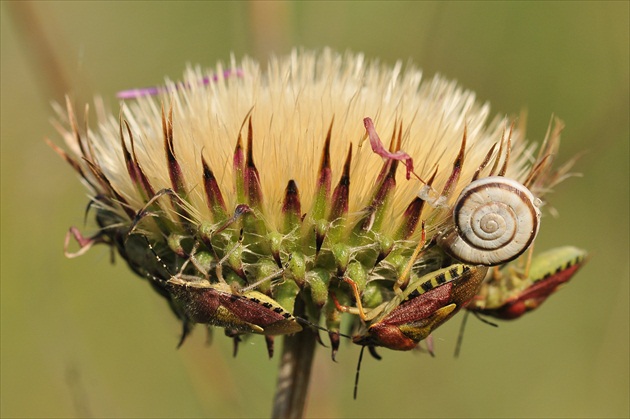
[438,177,542,266]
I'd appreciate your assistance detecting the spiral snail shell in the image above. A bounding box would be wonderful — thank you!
[437,176,542,266]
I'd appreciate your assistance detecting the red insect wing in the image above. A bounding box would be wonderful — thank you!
[171,286,221,324]
[219,294,288,327]
[381,282,454,326]
[496,262,583,319]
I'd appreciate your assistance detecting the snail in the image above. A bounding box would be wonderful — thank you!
[437,176,542,266]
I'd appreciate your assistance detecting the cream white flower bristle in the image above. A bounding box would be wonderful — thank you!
[51,48,566,354]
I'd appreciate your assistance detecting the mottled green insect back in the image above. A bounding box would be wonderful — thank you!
[468,246,588,319]
[525,247,587,288]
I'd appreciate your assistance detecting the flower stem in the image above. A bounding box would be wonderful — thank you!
[271,299,317,418]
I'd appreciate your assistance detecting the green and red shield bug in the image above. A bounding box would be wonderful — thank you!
[163,275,303,336]
[349,263,489,351]
[467,246,588,319]
[454,246,588,357]
[337,263,488,398]
[121,211,304,355]
[120,190,304,345]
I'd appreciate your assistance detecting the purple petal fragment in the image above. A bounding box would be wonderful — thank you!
[363,117,414,180]
[116,69,244,99]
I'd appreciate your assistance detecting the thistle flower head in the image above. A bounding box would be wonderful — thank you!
[51,49,568,354]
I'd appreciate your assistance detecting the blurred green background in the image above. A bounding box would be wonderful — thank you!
[1,1,628,418]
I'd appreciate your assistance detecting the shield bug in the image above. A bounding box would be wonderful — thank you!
[143,239,304,339]
[123,191,304,339]
[467,246,587,319]
[339,263,487,399]
[340,264,489,351]
[453,246,588,357]
[162,275,303,336]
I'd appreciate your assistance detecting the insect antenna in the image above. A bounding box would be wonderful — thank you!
[454,311,498,358]
[473,311,499,327]
[145,235,176,279]
[295,317,352,339]
[454,311,470,358]
[134,234,198,348]
[353,343,385,399]
[128,193,217,282]
[354,345,367,400]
